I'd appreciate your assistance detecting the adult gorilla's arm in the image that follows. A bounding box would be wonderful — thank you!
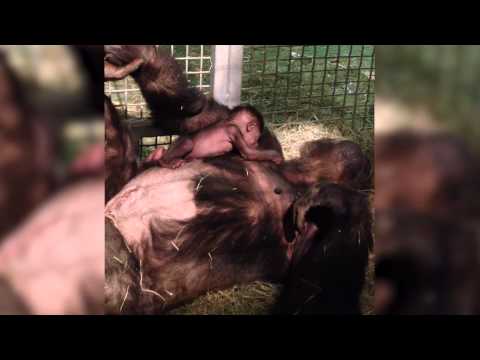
[104,45,224,134]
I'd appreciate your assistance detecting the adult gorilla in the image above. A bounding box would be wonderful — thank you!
[105,139,372,314]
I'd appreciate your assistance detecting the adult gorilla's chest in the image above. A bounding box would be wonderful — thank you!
[105,157,295,313]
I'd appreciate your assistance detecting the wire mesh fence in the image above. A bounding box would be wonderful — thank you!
[104,45,375,158]
[105,45,213,119]
[104,45,213,158]
[241,45,375,129]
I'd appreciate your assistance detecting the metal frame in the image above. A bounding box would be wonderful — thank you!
[212,45,243,109]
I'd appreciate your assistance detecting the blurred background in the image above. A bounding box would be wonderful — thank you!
[1,45,103,166]
[10,45,478,315]
[375,45,480,314]
[0,45,104,314]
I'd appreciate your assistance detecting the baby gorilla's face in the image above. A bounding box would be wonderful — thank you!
[232,111,262,146]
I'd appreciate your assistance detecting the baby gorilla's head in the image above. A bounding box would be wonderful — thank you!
[229,105,264,147]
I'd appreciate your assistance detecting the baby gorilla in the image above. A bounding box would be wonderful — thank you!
[149,105,284,169]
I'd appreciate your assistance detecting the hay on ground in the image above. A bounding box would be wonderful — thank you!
[166,120,374,315]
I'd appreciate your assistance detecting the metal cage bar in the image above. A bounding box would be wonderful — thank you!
[212,45,244,108]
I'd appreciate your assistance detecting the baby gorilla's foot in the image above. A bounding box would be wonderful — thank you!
[158,158,186,169]
[145,147,166,162]
[272,155,284,165]
[167,159,186,169]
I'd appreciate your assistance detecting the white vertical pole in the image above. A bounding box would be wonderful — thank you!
[212,45,243,109]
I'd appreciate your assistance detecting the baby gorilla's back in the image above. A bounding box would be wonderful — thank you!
[186,124,235,159]
[154,123,234,169]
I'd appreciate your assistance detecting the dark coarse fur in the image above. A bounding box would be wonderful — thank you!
[105,156,293,314]
[179,97,230,134]
[105,95,137,202]
[142,157,290,313]
[274,183,373,314]
[105,45,212,134]
[375,209,480,315]
[105,140,371,314]
[105,218,141,314]
[280,139,370,191]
